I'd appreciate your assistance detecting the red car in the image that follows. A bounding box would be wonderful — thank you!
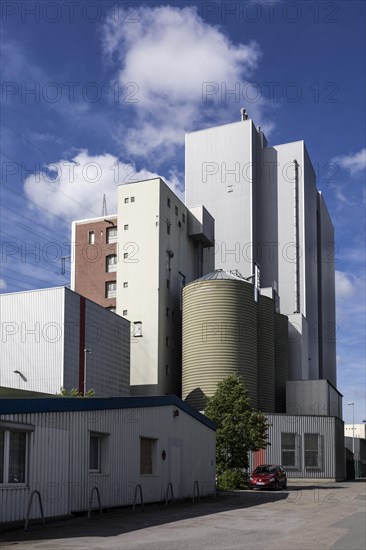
[249,464,287,490]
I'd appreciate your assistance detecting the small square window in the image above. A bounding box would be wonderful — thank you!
[124,197,129,203]
[124,252,128,259]
[123,309,128,316]
[167,197,171,208]
[131,197,135,203]
[124,224,129,230]
[182,213,186,223]
[123,282,128,288]
[175,206,178,216]
[88,231,95,245]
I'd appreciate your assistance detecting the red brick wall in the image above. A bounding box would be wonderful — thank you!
[74,219,117,309]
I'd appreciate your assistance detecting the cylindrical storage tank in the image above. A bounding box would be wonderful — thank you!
[182,271,257,411]
[274,313,289,413]
[257,294,275,413]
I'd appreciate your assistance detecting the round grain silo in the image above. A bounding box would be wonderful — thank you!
[274,313,289,413]
[257,294,275,413]
[182,270,257,411]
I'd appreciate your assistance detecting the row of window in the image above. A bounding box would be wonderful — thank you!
[281,433,323,469]
[124,196,135,204]
[0,428,158,484]
[88,226,117,245]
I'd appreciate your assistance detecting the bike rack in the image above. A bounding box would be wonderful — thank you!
[165,482,174,507]
[133,484,144,512]
[192,480,200,503]
[24,490,46,531]
[88,486,102,518]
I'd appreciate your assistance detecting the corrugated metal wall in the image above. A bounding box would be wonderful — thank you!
[249,414,344,480]
[0,406,215,523]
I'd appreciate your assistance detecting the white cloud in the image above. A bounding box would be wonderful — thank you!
[102,5,269,161]
[0,279,7,290]
[23,150,183,221]
[335,270,356,299]
[332,148,366,176]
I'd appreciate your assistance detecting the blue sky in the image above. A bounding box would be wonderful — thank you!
[1,0,365,422]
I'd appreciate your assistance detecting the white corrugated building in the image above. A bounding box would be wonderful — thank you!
[0,287,130,397]
[0,396,216,524]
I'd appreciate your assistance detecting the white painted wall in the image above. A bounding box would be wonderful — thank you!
[117,178,214,395]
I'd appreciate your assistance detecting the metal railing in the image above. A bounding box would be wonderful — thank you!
[133,484,144,512]
[24,490,46,531]
[88,486,102,518]
[165,482,174,507]
[192,480,200,503]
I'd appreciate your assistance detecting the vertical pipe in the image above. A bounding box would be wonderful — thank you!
[294,160,300,313]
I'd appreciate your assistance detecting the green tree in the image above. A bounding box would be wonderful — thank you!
[204,374,270,489]
[59,387,95,397]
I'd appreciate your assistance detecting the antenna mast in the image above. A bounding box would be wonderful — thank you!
[102,194,108,216]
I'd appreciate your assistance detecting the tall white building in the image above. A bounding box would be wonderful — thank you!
[185,117,336,386]
[116,177,214,396]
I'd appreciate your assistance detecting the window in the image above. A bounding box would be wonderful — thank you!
[123,281,128,288]
[133,321,142,337]
[140,437,156,475]
[89,432,109,473]
[166,279,170,289]
[131,196,135,203]
[0,428,28,484]
[106,227,117,243]
[182,213,185,223]
[175,205,178,216]
[106,254,117,272]
[167,197,171,208]
[123,309,128,316]
[304,434,322,469]
[89,435,101,472]
[124,224,129,230]
[281,433,298,468]
[167,222,171,235]
[106,281,117,298]
[124,197,129,203]
[88,231,95,245]
[123,252,128,260]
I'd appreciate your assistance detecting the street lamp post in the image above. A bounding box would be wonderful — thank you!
[84,348,92,397]
[347,402,355,477]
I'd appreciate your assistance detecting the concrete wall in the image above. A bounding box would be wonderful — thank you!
[286,379,342,419]
[0,397,216,523]
[185,120,257,279]
[317,192,336,386]
[117,178,214,396]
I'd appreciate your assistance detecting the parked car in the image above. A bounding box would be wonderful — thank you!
[249,464,287,490]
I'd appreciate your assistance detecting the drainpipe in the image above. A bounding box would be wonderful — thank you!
[294,160,300,314]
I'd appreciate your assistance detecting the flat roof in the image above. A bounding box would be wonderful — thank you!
[0,395,216,431]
